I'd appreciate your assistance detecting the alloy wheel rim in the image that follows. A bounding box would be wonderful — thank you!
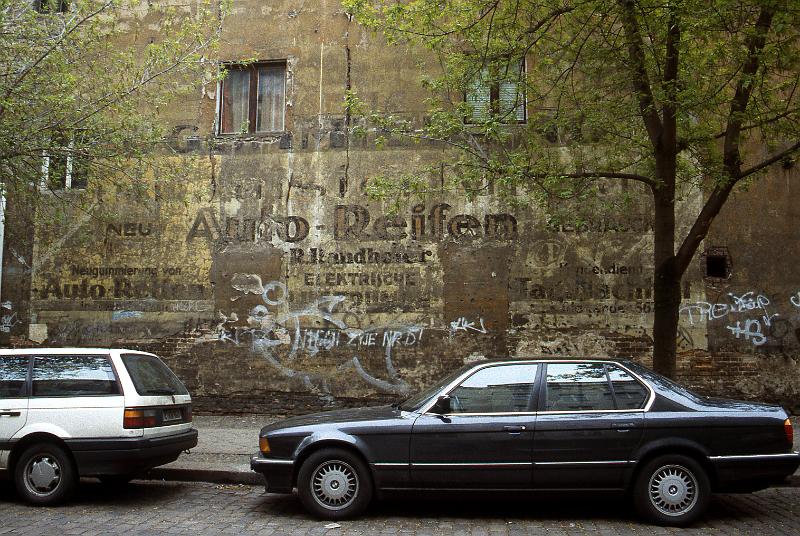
[310,460,359,510]
[648,464,698,516]
[24,454,62,497]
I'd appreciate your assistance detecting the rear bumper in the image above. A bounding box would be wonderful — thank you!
[710,451,800,491]
[67,429,198,476]
[250,453,294,493]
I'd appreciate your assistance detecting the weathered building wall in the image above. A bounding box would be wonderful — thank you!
[3,1,799,413]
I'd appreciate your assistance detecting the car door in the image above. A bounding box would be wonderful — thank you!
[532,362,649,489]
[410,363,539,489]
[0,355,30,468]
[28,354,127,439]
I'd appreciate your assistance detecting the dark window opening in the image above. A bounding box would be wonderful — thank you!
[706,254,729,278]
[219,62,286,134]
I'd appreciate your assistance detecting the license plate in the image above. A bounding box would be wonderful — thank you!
[163,408,182,422]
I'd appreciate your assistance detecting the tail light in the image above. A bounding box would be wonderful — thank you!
[124,408,158,429]
[185,405,192,422]
[785,418,794,445]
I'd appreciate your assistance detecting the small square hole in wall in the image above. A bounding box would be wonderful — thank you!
[704,248,730,279]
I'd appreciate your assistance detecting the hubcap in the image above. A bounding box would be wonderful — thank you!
[25,455,62,496]
[310,460,358,510]
[648,464,698,516]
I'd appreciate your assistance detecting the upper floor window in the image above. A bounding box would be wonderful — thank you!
[41,148,87,191]
[466,59,526,123]
[35,0,69,13]
[219,62,286,135]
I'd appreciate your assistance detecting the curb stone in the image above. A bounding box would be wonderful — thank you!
[144,467,263,486]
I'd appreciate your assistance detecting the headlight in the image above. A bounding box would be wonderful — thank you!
[259,436,271,455]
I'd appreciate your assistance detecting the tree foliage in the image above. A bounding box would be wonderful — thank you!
[344,0,800,376]
[0,0,225,216]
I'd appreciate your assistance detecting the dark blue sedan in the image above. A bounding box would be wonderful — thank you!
[251,359,798,526]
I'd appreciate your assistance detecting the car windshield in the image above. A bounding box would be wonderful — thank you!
[397,364,474,412]
[121,353,189,396]
[624,362,707,404]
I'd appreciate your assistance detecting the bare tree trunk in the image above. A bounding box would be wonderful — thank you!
[651,158,680,378]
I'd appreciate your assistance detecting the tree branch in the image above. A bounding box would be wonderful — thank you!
[722,6,775,174]
[737,139,800,179]
[617,0,663,148]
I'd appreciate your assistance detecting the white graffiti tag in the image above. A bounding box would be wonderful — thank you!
[449,316,488,335]
[217,277,417,397]
[680,290,779,347]
[726,319,767,346]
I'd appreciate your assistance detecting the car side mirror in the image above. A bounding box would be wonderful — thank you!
[431,395,452,415]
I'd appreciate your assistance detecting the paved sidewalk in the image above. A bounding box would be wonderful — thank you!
[145,414,800,486]
[148,414,276,485]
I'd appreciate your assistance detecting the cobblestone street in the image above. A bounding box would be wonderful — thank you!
[1,480,798,535]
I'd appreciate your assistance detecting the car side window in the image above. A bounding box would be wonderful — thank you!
[607,364,649,409]
[545,363,615,411]
[0,356,29,398]
[448,364,537,413]
[32,355,120,397]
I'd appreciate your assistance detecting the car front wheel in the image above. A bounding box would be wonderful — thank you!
[633,454,710,526]
[296,448,373,520]
[14,442,77,506]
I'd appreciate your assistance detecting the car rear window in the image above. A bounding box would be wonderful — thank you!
[121,353,189,396]
[0,356,29,398]
[545,363,615,411]
[32,355,120,397]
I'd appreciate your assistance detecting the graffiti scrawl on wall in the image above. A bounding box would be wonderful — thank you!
[680,290,800,348]
[215,274,488,400]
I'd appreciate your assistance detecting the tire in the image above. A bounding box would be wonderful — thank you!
[13,442,77,506]
[633,454,710,527]
[98,474,136,487]
[296,448,373,520]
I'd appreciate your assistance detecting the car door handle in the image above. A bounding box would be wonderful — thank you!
[503,425,526,433]
[611,422,637,431]
[0,411,21,417]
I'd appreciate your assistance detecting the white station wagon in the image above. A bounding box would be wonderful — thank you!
[0,348,197,504]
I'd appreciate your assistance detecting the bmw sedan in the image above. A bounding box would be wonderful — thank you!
[250,359,798,525]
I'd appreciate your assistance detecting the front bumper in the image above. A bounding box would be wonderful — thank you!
[711,451,800,490]
[250,453,294,493]
[67,428,198,476]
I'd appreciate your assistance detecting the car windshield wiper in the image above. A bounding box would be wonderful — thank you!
[143,388,176,395]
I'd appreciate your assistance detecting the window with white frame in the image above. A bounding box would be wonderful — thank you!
[40,141,87,191]
[466,59,526,123]
[218,62,286,134]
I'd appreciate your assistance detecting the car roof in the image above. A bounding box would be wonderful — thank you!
[0,348,156,356]
[468,357,634,366]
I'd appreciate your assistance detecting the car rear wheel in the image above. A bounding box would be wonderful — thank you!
[14,442,77,506]
[296,448,373,520]
[633,454,710,526]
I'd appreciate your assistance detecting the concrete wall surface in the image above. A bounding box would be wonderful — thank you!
[3,1,799,413]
